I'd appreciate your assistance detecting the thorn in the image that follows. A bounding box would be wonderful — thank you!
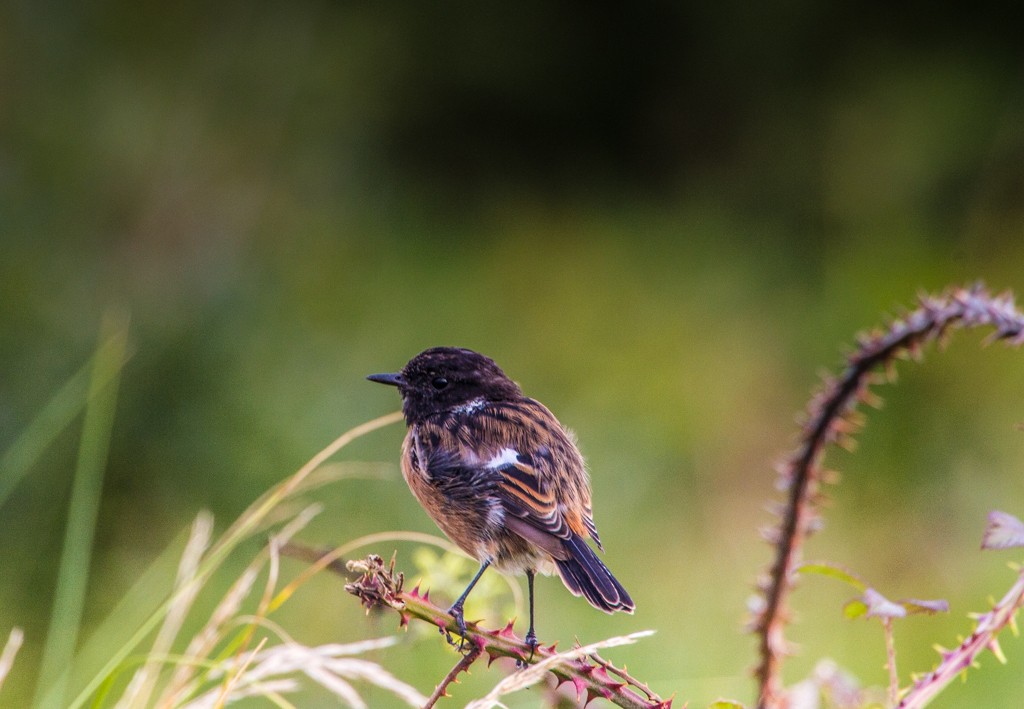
[821,469,842,485]
[773,460,793,476]
[858,386,884,408]
[989,638,1007,664]
[591,666,625,691]
[495,619,521,642]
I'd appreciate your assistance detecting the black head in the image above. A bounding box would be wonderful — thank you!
[367,347,523,424]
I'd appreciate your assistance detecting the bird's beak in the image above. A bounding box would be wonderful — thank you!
[367,372,405,387]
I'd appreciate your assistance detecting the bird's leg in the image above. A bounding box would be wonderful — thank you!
[446,559,490,651]
[520,569,539,665]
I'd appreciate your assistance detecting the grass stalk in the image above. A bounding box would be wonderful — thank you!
[0,324,131,511]
[32,312,130,709]
[63,410,403,709]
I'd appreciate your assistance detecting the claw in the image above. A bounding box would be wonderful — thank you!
[516,628,539,668]
[526,629,538,657]
[446,602,470,653]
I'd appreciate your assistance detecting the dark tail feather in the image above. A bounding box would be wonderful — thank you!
[555,535,635,614]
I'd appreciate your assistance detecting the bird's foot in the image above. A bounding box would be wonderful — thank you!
[444,602,471,653]
[516,628,539,668]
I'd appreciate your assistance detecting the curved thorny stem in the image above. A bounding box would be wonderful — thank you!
[751,284,1024,709]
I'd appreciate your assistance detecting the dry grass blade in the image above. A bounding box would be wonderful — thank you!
[464,630,656,709]
[292,461,393,495]
[214,636,268,707]
[182,638,426,709]
[70,411,402,709]
[158,504,322,706]
[260,504,323,615]
[181,679,300,709]
[157,569,261,707]
[213,412,404,553]
[116,512,214,709]
[270,530,503,614]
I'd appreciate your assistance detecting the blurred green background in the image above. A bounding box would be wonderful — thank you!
[2,2,1024,707]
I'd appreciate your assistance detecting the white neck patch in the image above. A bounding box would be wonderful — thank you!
[452,397,486,415]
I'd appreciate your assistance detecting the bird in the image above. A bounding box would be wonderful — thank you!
[367,346,634,654]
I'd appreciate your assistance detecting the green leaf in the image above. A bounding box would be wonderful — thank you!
[844,598,869,619]
[798,561,868,591]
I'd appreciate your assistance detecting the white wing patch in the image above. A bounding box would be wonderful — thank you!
[486,447,520,469]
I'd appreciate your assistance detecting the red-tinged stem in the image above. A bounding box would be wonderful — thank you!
[424,644,483,709]
[883,618,897,708]
[341,553,669,709]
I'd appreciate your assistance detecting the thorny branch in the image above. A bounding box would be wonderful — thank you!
[424,643,482,709]
[343,554,671,709]
[751,284,1024,709]
[897,564,1024,708]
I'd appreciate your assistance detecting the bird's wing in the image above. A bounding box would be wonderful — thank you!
[419,400,602,559]
[484,446,596,560]
[491,450,566,534]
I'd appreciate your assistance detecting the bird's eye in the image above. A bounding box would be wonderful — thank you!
[431,377,449,390]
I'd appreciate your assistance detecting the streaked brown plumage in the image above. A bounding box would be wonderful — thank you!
[368,347,633,651]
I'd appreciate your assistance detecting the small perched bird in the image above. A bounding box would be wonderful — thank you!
[368,347,634,653]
